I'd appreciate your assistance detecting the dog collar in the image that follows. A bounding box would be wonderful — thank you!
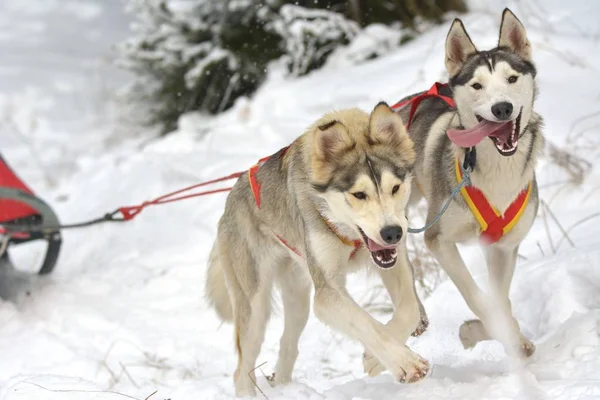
[320,216,363,258]
[454,159,532,244]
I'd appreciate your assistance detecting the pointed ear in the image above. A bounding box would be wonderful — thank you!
[498,8,531,62]
[369,102,414,162]
[313,120,353,160]
[445,18,478,78]
[369,102,407,144]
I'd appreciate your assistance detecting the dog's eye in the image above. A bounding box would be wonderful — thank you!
[392,185,400,195]
[471,83,482,90]
[352,192,367,200]
[508,75,518,84]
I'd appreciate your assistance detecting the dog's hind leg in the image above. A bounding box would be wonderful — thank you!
[460,244,535,357]
[362,245,422,376]
[222,243,273,398]
[270,262,311,386]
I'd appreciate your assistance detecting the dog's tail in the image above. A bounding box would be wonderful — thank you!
[205,242,233,322]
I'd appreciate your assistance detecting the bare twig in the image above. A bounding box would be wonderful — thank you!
[249,361,269,399]
[534,41,592,69]
[567,110,600,142]
[120,361,141,388]
[100,359,120,388]
[536,242,545,258]
[0,111,57,188]
[144,389,159,400]
[544,141,592,185]
[18,381,143,400]
[541,200,575,249]
[556,212,600,251]
[540,205,556,255]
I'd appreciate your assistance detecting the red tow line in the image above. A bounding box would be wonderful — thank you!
[1,169,247,235]
[118,171,244,221]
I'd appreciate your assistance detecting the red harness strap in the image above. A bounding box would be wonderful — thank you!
[391,82,456,129]
[455,160,532,244]
[247,154,274,210]
[248,146,361,259]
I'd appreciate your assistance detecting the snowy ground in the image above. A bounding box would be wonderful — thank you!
[1,0,600,399]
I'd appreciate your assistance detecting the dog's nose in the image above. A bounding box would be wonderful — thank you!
[491,102,513,120]
[380,225,403,244]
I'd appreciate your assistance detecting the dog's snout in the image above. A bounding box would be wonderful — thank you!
[380,225,403,244]
[491,102,513,120]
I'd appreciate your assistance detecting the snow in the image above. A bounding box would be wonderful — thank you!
[1,0,600,399]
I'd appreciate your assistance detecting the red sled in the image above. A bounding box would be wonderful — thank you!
[0,153,61,275]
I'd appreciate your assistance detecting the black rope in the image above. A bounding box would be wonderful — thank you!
[1,209,125,234]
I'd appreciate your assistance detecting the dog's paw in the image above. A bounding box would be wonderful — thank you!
[517,336,536,358]
[388,349,430,384]
[459,319,536,359]
[266,372,277,387]
[411,313,429,337]
[266,372,292,387]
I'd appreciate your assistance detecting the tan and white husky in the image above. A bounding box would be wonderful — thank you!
[206,104,429,396]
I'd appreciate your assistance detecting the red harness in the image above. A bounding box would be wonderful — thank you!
[455,160,532,244]
[247,147,361,259]
[391,82,456,128]
[393,82,531,244]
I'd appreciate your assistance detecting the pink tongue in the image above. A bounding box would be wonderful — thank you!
[447,120,509,148]
[367,238,395,251]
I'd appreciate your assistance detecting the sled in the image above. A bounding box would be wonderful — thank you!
[0,153,61,276]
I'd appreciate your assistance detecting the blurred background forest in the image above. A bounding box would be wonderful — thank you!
[119,0,466,134]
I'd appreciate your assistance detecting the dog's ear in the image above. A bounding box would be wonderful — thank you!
[445,18,477,78]
[498,8,532,62]
[313,120,353,160]
[369,102,413,157]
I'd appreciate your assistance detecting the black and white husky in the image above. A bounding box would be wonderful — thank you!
[395,8,544,361]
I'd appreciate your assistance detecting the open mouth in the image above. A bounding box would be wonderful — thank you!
[358,228,397,269]
[475,111,522,156]
[446,109,522,156]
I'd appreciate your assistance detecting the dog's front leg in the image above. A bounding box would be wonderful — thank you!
[313,282,429,382]
[460,244,535,357]
[306,238,429,383]
[362,244,423,376]
[425,232,529,358]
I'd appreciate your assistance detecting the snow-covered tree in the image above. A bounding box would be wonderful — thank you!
[270,5,360,77]
[117,0,282,134]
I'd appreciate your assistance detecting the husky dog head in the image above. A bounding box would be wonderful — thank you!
[445,8,536,156]
[310,103,415,269]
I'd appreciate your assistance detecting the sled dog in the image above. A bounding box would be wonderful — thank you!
[394,8,543,360]
[206,104,429,396]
